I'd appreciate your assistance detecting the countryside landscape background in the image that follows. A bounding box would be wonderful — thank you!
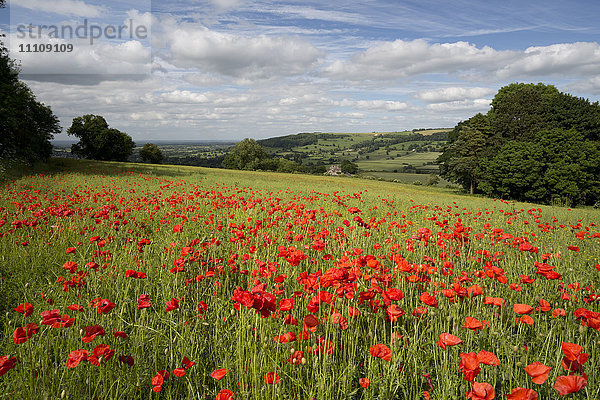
[1,0,600,399]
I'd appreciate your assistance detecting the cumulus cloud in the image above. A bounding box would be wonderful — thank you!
[426,98,491,112]
[322,39,508,80]
[166,26,324,79]
[496,42,600,79]
[415,87,495,103]
[322,39,600,83]
[14,0,105,17]
[7,33,151,79]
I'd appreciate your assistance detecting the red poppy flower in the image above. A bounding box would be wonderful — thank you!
[263,372,280,384]
[96,299,115,314]
[385,287,404,301]
[535,299,551,312]
[138,294,151,309]
[464,317,484,332]
[370,344,392,361]
[66,247,76,254]
[525,362,551,384]
[552,308,567,318]
[304,314,319,328]
[436,333,462,349]
[152,370,170,392]
[12,327,28,344]
[119,355,134,366]
[554,375,587,395]
[278,298,294,312]
[466,381,494,400]
[483,297,504,307]
[165,298,182,312]
[359,378,370,388]
[561,342,588,364]
[505,387,538,400]
[216,389,234,400]
[419,292,438,308]
[0,356,18,377]
[459,352,480,382]
[477,350,500,366]
[513,304,534,314]
[66,349,89,368]
[386,304,405,322]
[68,304,84,312]
[82,325,105,343]
[88,344,114,366]
[14,303,34,317]
[211,368,228,380]
[515,315,534,325]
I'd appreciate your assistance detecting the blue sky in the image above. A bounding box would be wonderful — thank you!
[2,0,600,141]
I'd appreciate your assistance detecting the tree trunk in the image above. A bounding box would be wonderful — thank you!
[470,180,474,195]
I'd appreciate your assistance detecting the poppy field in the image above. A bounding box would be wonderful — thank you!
[0,160,599,399]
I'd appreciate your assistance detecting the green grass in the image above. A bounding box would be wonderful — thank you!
[1,159,598,399]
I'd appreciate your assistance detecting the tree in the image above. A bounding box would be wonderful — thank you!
[67,115,134,162]
[140,143,163,164]
[438,83,600,205]
[340,160,359,174]
[0,14,61,163]
[222,138,270,170]
[438,125,487,194]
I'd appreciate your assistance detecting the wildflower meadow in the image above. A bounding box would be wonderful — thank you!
[0,160,598,399]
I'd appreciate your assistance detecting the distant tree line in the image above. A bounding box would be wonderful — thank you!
[438,83,600,206]
[223,138,341,175]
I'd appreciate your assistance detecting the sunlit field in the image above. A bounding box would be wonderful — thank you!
[1,159,598,399]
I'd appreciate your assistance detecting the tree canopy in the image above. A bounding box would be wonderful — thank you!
[1,23,61,163]
[140,143,163,164]
[67,115,135,162]
[438,83,600,206]
[223,138,270,170]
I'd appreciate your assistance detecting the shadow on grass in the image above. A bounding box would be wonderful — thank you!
[0,157,203,185]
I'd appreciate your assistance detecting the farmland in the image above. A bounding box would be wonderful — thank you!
[0,159,598,399]
[52,129,451,185]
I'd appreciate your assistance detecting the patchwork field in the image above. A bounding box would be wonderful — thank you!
[0,159,598,399]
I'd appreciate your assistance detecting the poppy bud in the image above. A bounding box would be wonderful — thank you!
[230,309,235,316]
[79,329,84,336]
[61,390,66,399]
[301,357,306,365]
[164,348,168,355]
[25,283,29,288]
[290,348,295,354]
[7,320,11,325]
[578,325,585,333]
[512,345,519,352]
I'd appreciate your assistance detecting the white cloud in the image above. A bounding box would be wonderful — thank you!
[14,0,105,18]
[335,99,409,112]
[209,0,242,12]
[322,39,508,80]
[166,26,324,79]
[496,42,600,79]
[416,87,495,103]
[426,98,491,112]
[322,40,600,83]
[7,34,151,77]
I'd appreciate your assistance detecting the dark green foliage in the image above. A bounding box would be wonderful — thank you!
[68,115,134,162]
[439,83,600,206]
[0,40,61,163]
[140,143,163,164]
[223,138,271,170]
[258,132,319,149]
[341,160,359,174]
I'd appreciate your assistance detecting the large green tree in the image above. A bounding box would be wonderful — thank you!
[0,7,61,163]
[223,138,270,170]
[68,115,135,162]
[139,143,163,164]
[439,83,600,206]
